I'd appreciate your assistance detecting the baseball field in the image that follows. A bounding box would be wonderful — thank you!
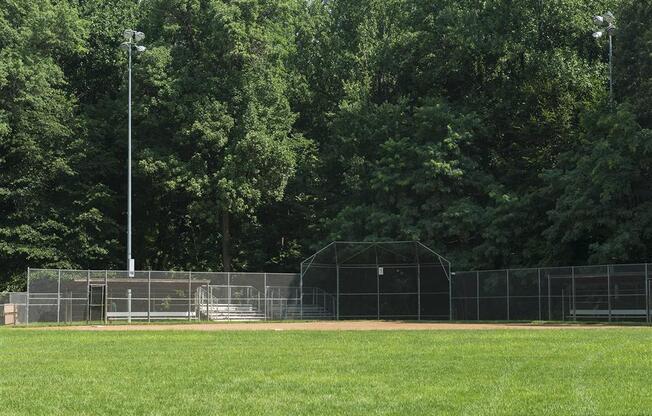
[1,322,650,415]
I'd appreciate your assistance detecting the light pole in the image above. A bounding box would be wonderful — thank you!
[120,29,146,276]
[592,12,616,104]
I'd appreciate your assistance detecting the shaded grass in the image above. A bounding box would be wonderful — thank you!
[0,328,651,415]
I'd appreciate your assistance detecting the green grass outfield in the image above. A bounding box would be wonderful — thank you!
[1,327,651,415]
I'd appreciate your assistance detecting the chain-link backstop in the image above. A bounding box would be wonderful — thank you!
[301,241,452,320]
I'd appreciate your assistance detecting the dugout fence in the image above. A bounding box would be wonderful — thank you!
[25,269,330,324]
[451,264,652,322]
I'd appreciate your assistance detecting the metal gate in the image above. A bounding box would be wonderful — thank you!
[88,284,106,322]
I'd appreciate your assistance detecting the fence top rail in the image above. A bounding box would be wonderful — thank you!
[454,262,652,276]
[28,268,299,276]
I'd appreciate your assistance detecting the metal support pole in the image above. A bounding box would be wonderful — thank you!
[375,245,380,320]
[537,268,541,321]
[300,264,303,320]
[448,263,452,321]
[415,242,421,321]
[147,270,151,323]
[205,283,209,321]
[57,270,61,324]
[104,270,108,324]
[264,273,267,321]
[86,270,90,323]
[547,273,551,321]
[227,272,231,321]
[335,245,340,320]
[607,266,612,322]
[127,44,133,274]
[477,271,480,321]
[571,267,576,321]
[26,267,30,325]
[127,288,132,323]
[188,271,192,321]
[506,270,510,320]
[646,263,650,325]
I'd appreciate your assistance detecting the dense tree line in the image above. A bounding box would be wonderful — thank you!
[2,0,651,290]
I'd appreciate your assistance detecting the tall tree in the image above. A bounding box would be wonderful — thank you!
[134,0,303,271]
[0,0,112,289]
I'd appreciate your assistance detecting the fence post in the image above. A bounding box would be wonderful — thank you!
[571,267,576,321]
[300,264,304,320]
[86,270,90,323]
[334,244,340,321]
[448,262,452,321]
[537,268,541,321]
[477,271,480,321]
[205,282,209,321]
[644,263,650,325]
[264,273,267,321]
[227,272,231,321]
[547,272,551,321]
[104,269,108,324]
[375,246,380,320]
[127,288,132,323]
[607,265,612,322]
[26,267,30,325]
[57,270,61,324]
[147,270,151,323]
[188,271,192,322]
[506,270,510,321]
[415,242,421,321]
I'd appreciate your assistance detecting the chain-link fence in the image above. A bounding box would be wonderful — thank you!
[25,269,336,324]
[28,260,649,324]
[452,264,651,322]
[301,241,451,320]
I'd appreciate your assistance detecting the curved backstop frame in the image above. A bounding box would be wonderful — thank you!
[300,241,452,320]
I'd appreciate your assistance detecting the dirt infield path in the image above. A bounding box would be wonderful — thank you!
[26,321,648,331]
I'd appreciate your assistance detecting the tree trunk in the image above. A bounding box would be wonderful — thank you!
[222,210,232,272]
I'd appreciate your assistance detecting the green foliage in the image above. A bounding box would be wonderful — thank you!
[3,0,652,288]
[0,0,115,289]
[544,104,652,264]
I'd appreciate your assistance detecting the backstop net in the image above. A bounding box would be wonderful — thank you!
[300,241,452,320]
[451,264,651,322]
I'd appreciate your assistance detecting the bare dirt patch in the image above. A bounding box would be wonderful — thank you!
[25,321,647,331]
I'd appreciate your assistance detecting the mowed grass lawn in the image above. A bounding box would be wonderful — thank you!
[1,328,651,415]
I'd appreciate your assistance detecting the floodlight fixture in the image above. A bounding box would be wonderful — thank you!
[135,31,145,42]
[136,45,146,52]
[591,12,615,104]
[123,29,135,40]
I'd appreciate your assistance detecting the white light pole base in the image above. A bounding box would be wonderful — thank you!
[129,258,135,277]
